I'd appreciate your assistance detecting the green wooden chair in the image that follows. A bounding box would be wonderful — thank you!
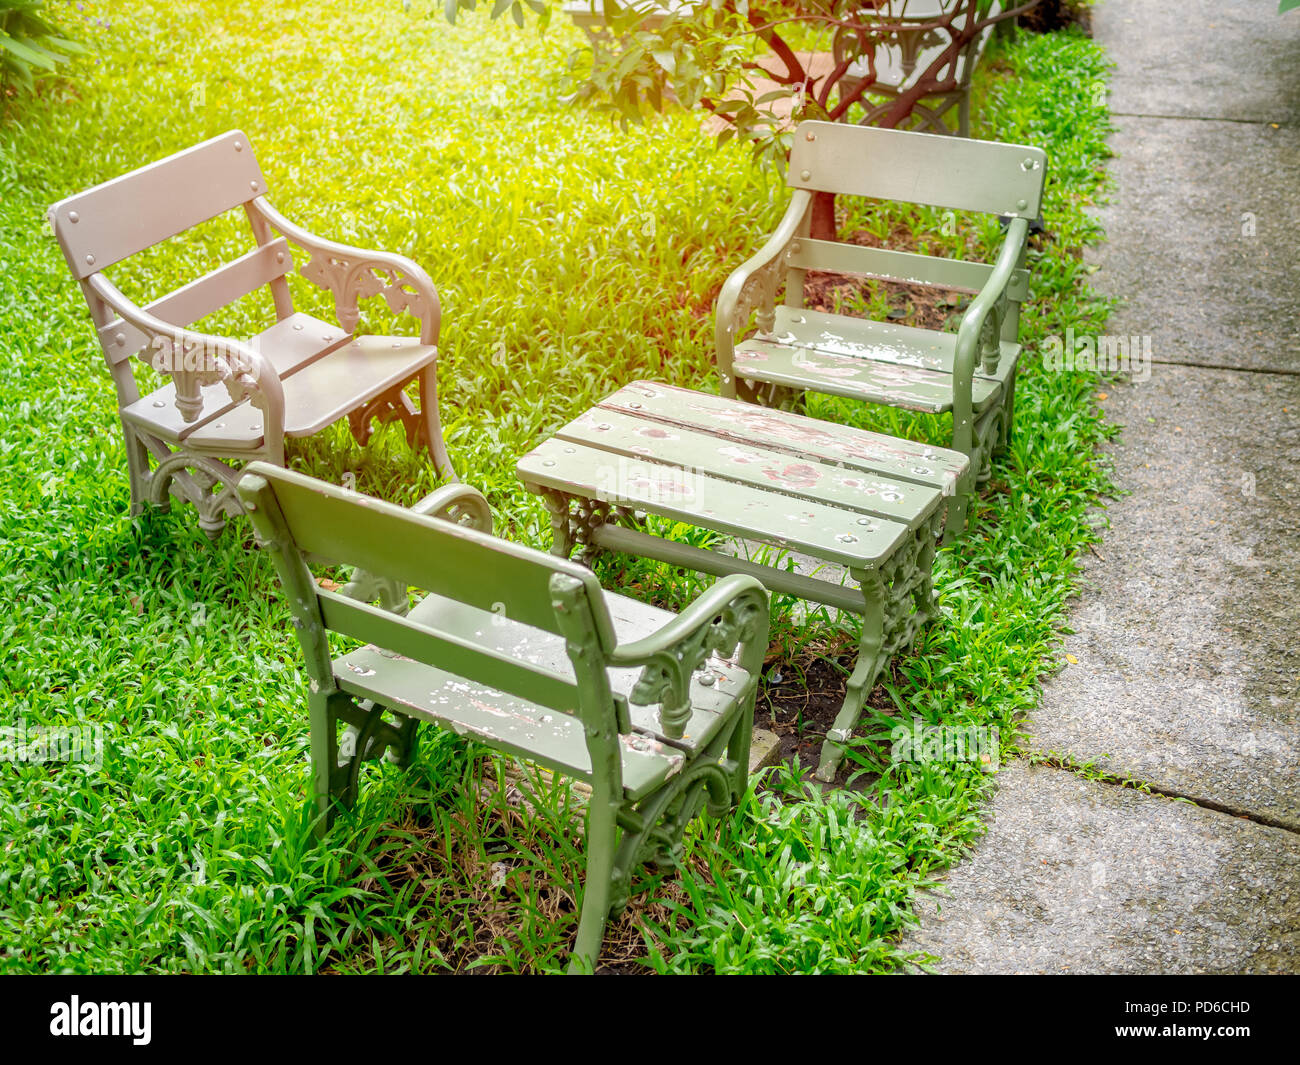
[715,120,1048,538]
[49,131,456,537]
[236,462,769,972]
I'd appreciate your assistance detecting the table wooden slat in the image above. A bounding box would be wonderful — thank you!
[598,381,968,495]
[557,407,940,532]
[519,437,911,569]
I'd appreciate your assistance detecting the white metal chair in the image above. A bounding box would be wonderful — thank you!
[49,130,456,536]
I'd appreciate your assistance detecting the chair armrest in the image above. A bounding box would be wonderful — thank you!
[85,273,285,436]
[249,196,442,346]
[410,483,494,534]
[713,189,813,387]
[608,573,770,739]
[951,215,1029,457]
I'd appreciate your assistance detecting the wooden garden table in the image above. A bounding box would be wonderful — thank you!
[516,381,969,780]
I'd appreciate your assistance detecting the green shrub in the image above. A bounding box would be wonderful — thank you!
[0,0,83,95]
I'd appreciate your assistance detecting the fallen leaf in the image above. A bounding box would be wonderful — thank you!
[1065,653,1078,664]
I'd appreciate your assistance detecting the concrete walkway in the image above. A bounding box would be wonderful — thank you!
[900,0,1300,973]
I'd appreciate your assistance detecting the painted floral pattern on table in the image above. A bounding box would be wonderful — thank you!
[759,462,822,490]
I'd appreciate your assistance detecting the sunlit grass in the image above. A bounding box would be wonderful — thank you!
[0,3,1114,973]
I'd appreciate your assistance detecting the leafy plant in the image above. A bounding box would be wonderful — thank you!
[444,1,1038,238]
[445,1,1035,160]
[0,0,82,93]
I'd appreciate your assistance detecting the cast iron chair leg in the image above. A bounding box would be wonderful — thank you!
[568,791,620,974]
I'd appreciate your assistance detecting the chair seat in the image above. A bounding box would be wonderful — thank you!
[332,588,757,802]
[121,313,436,452]
[733,305,1018,416]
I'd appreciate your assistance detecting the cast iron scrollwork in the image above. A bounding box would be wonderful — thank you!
[539,489,631,566]
[145,451,246,539]
[723,245,788,344]
[299,251,437,339]
[608,758,736,914]
[250,196,441,345]
[334,698,420,810]
[627,592,769,740]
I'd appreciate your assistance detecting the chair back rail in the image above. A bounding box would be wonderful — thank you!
[316,590,589,715]
[787,120,1047,219]
[49,131,267,280]
[786,238,1030,300]
[96,238,295,365]
[239,463,618,657]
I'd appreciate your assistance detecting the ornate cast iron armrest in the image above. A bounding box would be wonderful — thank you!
[713,189,814,379]
[608,574,770,740]
[411,483,494,534]
[951,215,1028,456]
[86,273,285,431]
[249,196,443,346]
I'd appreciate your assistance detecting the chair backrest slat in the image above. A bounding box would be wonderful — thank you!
[787,121,1047,219]
[317,592,583,712]
[788,238,1030,301]
[245,463,616,648]
[96,237,294,364]
[50,130,267,280]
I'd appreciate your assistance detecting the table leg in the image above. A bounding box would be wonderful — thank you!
[913,516,939,627]
[539,488,578,559]
[815,514,941,781]
[736,377,805,413]
[538,488,626,566]
[816,567,887,782]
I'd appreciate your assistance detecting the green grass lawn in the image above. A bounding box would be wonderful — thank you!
[0,1,1115,973]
